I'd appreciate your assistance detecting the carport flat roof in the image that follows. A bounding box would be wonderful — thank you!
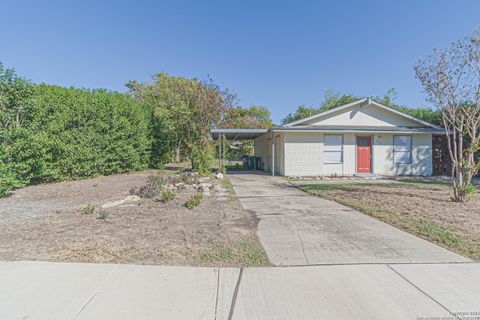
[211,128,269,140]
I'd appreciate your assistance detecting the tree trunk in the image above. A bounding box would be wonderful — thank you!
[191,154,195,171]
[174,140,182,163]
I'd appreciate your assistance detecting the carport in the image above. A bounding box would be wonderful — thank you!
[210,128,276,175]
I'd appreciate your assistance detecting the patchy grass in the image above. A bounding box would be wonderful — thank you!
[221,176,235,194]
[82,204,96,215]
[160,190,175,203]
[416,219,458,246]
[298,182,480,260]
[185,193,203,209]
[97,209,109,221]
[396,178,449,186]
[198,238,270,267]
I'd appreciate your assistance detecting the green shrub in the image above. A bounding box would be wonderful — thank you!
[464,183,477,195]
[185,193,203,209]
[161,190,175,202]
[98,209,109,220]
[0,172,25,197]
[83,204,96,215]
[1,65,152,196]
[191,144,214,175]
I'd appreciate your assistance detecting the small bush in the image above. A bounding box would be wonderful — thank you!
[148,173,168,189]
[185,193,203,209]
[161,190,175,203]
[98,209,109,220]
[130,184,161,198]
[132,172,199,198]
[83,204,96,215]
[0,174,25,197]
[464,183,477,195]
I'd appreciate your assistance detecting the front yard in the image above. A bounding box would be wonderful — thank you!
[296,179,480,260]
[0,171,269,267]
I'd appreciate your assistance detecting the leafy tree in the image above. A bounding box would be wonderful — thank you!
[188,78,235,173]
[221,105,272,128]
[127,73,195,165]
[128,73,234,173]
[415,28,480,202]
[281,90,358,125]
[372,88,443,126]
[281,105,318,125]
[0,63,35,195]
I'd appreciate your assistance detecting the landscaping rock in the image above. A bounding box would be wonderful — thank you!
[216,172,224,180]
[199,183,213,191]
[101,195,140,208]
[213,185,225,193]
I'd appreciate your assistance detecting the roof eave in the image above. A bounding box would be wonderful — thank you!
[271,128,445,134]
[282,98,367,127]
[281,98,442,130]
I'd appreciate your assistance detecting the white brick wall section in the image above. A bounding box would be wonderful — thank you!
[412,133,433,176]
[284,133,323,176]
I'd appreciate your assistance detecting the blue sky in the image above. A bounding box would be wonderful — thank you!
[1,0,478,123]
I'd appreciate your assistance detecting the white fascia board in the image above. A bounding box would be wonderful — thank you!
[272,129,444,134]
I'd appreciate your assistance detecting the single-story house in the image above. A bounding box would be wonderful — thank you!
[212,98,445,177]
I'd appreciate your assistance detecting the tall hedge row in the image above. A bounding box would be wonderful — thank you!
[1,79,152,195]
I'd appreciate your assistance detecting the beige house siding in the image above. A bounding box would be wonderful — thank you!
[305,104,421,127]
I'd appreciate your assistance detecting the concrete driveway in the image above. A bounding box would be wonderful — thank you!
[229,173,469,266]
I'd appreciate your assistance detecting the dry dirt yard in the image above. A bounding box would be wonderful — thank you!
[297,178,480,260]
[0,171,268,266]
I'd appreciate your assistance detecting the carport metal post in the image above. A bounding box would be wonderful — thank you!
[220,133,225,171]
[271,132,275,176]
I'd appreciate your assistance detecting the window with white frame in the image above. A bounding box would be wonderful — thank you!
[324,135,343,163]
[393,135,412,164]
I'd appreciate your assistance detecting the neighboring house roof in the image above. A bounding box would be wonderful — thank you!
[282,98,443,130]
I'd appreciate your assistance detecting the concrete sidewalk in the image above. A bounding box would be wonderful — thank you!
[229,173,468,266]
[1,261,479,320]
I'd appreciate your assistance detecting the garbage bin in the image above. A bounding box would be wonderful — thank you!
[255,156,262,170]
[248,156,255,169]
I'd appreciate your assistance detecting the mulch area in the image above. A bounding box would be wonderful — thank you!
[0,171,268,266]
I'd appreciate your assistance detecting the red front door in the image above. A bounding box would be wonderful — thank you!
[357,136,372,174]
